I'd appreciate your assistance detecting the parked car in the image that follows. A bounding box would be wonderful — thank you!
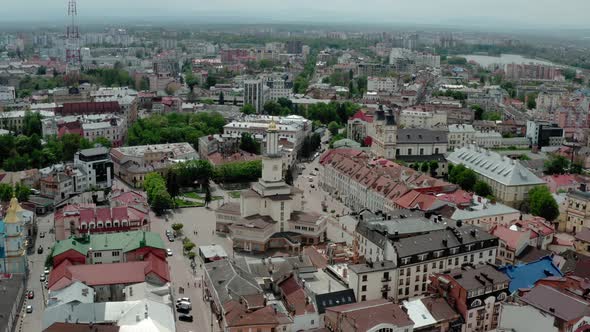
[166,248,173,256]
[26,305,33,313]
[44,267,50,275]
[40,275,46,282]
[176,301,192,310]
[168,236,174,242]
[37,246,43,254]
[178,314,193,322]
[39,232,45,238]
[176,306,191,314]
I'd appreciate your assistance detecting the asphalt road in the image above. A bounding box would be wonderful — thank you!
[18,212,55,332]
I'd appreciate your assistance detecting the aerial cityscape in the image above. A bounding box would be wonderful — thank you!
[2,1,590,332]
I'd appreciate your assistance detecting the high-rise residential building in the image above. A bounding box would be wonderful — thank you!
[244,79,265,113]
[286,40,303,54]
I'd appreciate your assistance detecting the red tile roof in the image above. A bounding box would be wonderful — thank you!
[279,277,316,316]
[58,101,121,116]
[326,299,413,330]
[349,110,374,123]
[490,225,529,250]
[48,257,170,290]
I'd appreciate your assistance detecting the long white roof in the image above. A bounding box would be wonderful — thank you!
[446,145,545,186]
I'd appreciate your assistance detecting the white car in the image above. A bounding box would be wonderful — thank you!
[176,297,191,304]
[40,275,46,282]
[26,305,33,313]
[166,248,173,256]
[44,267,50,275]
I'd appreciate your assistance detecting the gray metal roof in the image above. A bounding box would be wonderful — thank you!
[394,224,496,258]
[446,145,544,186]
[397,129,448,144]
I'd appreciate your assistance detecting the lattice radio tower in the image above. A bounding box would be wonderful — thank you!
[65,0,81,78]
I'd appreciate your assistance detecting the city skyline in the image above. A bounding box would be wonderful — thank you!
[2,0,590,30]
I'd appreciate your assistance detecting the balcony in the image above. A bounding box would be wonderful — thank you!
[381,276,392,282]
[381,285,391,292]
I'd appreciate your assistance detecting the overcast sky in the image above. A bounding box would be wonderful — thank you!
[4,0,590,29]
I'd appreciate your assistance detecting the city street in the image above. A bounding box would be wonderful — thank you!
[151,198,230,332]
[18,212,55,332]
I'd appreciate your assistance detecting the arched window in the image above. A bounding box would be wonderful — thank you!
[497,292,507,301]
[471,299,482,308]
[89,222,96,229]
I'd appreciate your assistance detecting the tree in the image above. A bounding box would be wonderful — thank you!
[22,111,42,136]
[94,137,112,149]
[241,104,257,115]
[285,166,294,185]
[204,186,212,207]
[474,181,493,197]
[0,184,13,201]
[420,163,430,173]
[526,93,537,110]
[166,171,180,199]
[527,186,559,221]
[14,184,31,201]
[171,223,184,233]
[471,105,484,121]
[449,164,477,191]
[571,162,584,174]
[429,161,439,177]
[219,91,225,105]
[205,75,217,88]
[183,241,196,252]
[240,133,261,155]
[36,66,47,75]
[544,155,570,175]
[328,121,340,136]
[263,101,283,115]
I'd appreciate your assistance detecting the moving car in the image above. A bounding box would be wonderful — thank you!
[37,246,43,254]
[178,314,193,322]
[26,305,33,313]
[39,232,45,238]
[166,248,173,256]
[27,290,34,299]
[168,236,174,242]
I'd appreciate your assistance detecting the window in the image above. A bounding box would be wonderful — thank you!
[361,285,367,292]
[361,295,366,301]
[408,148,412,155]
[362,275,367,282]
[112,251,119,256]
[471,299,482,308]
[94,252,102,258]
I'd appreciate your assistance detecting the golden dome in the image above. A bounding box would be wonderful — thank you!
[4,196,23,224]
[268,119,278,132]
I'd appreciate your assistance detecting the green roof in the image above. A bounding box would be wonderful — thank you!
[52,230,164,258]
[52,238,90,257]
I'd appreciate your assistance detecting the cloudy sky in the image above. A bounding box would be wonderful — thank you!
[4,0,589,29]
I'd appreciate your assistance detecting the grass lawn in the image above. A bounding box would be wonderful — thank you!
[212,195,224,201]
[175,198,205,208]
[183,192,203,200]
[229,191,241,199]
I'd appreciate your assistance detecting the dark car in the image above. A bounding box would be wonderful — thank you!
[178,314,193,322]
[27,290,34,299]
[168,236,174,242]
[176,307,191,314]
[37,246,43,254]
[39,232,45,238]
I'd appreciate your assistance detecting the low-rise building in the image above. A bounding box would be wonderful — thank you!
[490,225,530,265]
[564,189,590,233]
[399,109,447,129]
[54,203,149,240]
[0,85,16,103]
[429,265,510,332]
[350,216,498,302]
[395,129,448,170]
[448,124,476,150]
[474,131,502,148]
[450,196,521,231]
[0,110,55,133]
[110,143,198,188]
[367,76,397,93]
[324,299,414,332]
[446,146,545,207]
